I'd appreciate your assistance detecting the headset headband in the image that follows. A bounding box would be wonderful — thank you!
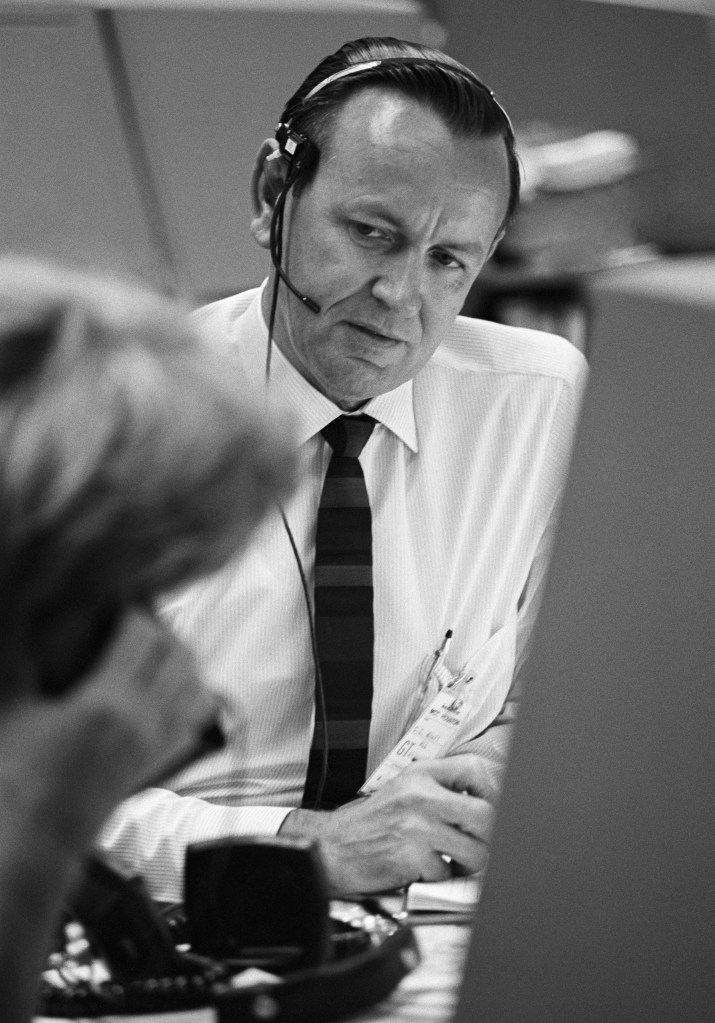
[286,55,513,135]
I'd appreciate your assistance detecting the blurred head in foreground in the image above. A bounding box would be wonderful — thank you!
[0,257,293,699]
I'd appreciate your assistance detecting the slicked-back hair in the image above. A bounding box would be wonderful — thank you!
[278,36,520,230]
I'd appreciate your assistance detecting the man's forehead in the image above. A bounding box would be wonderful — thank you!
[327,86,448,147]
[322,87,508,182]
[320,90,507,192]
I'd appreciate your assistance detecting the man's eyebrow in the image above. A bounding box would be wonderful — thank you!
[425,237,489,265]
[338,201,487,258]
[443,239,485,256]
[339,198,398,223]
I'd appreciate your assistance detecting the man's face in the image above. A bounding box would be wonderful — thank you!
[263,87,510,411]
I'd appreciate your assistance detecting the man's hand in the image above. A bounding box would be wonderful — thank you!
[0,607,220,859]
[279,754,496,894]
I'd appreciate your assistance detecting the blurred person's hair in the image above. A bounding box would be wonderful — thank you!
[0,257,291,697]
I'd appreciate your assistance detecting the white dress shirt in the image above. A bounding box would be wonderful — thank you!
[99,282,588,901]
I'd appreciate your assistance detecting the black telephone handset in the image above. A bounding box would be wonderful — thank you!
[63,853,190,981]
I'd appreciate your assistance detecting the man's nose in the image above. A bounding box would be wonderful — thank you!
[369,251,423,316]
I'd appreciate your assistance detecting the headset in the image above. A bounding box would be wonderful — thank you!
[265,55,513,810]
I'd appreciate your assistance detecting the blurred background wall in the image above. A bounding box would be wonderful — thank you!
[1,0,713,299]
[427,0,715,256]
[1,1,427,296]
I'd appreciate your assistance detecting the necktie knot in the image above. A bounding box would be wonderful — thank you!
[322,414,375,459]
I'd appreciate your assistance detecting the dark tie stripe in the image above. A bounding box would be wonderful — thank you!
[317,518,371,558]
[314,657,374,690]
[313,627,373,662]
[315,585,373,613]
[319,478,370,506]
[317,505,372,524]
[303,414,375,809]
[311,719,371,750]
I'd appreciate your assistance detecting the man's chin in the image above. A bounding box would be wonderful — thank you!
[324,365,403,409]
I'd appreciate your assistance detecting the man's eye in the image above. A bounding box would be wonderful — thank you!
[431,249,463,270]
[349,222,389,243]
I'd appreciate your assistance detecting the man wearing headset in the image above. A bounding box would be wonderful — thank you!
[101,37,587,900]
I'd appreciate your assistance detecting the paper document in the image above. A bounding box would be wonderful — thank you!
[407,874,482,913]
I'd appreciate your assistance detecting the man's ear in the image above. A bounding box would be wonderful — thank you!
[250,138,287,250]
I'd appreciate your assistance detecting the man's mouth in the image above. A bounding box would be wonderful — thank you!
[348,322,405,345]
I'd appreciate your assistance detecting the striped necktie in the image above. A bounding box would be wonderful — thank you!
[303,414,376,809]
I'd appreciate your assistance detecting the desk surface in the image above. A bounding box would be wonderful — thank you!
[351,921,471,1023]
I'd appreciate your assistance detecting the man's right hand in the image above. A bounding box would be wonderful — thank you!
[278,754,497,894]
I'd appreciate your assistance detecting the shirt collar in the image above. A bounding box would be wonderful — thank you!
[246,281,419,453]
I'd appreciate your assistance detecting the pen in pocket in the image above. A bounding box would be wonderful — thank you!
[427,629,453,683]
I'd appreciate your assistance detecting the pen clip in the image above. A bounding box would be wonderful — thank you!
[427,628,453,682]
[444,672,474,691]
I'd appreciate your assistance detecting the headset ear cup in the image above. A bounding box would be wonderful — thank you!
[272,124,319,193]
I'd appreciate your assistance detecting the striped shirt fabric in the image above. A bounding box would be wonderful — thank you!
[98,282,588,902]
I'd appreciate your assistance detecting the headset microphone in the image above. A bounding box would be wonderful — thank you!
[268,125,321,316]
[271,256,321,315]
